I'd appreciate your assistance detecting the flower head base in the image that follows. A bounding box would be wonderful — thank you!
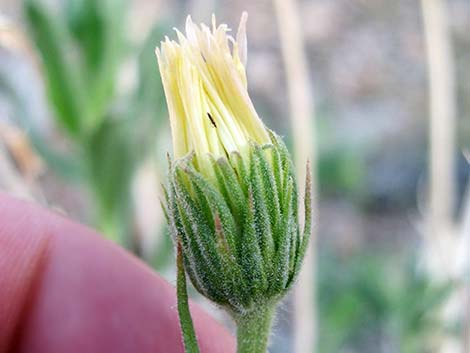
[156,13,270,174]
[163,134,312,315]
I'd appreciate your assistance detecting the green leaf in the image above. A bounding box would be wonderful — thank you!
[24,0,84,136]
[85,118,137,243]
[64,0,105,74]
[79,0,126,134]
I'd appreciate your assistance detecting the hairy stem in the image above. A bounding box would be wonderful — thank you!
[176,242,200,353]
[236,305,275,353]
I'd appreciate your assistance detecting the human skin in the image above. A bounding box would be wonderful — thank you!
[0,192,235,353]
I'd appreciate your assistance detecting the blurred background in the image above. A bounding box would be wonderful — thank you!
[0,0,468,352]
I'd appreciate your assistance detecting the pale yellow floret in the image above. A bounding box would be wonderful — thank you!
[155,12,270,167]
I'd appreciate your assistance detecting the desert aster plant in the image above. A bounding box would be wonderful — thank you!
[156,13,312,353]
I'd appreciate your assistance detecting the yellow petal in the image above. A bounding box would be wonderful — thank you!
[155,13,270,172]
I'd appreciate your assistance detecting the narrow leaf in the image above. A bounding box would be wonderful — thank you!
[25,0,83,135]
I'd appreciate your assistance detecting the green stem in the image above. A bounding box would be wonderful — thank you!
[236,305,276,353]
[176,243,200,353]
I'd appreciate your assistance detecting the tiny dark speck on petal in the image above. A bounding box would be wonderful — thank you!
[207,112,217,128]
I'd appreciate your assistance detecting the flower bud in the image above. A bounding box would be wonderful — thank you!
[157,14,311,316]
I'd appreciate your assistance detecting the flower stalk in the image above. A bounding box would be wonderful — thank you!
[235,304,276,353]
[176,242,200,353]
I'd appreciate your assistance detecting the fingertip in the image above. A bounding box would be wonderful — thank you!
[0,192,235,353]
[0,193,51,352]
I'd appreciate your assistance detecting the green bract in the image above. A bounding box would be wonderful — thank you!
[163,131,312,317]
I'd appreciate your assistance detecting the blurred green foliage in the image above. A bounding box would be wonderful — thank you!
[318,250,453,353]
[316,116,366,200]
[22,0,168,245]
[25,0,124,137]
[318,146,365,198]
